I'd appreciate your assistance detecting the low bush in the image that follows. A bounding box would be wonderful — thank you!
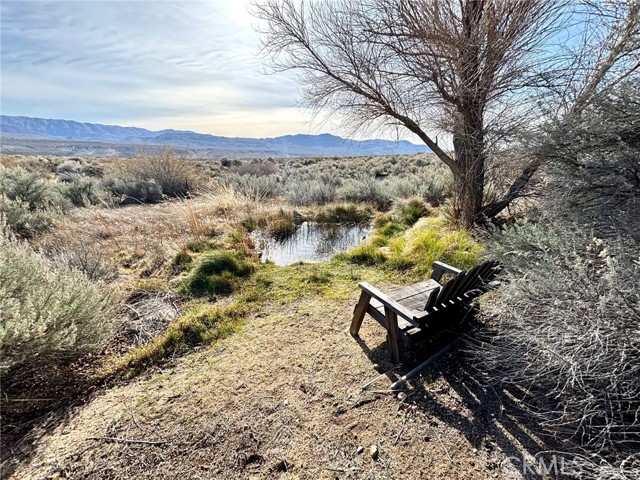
[56,159,85,181]
[60,178,108,207]
[340,176,393,210]
[475,221,640,476]
[226,173,282,201]
[118,148,197,198]
[181,251,254,297]
[285,173,341,206]
[40,235,117,283]
[0,170,71,238]
[101,175,163,204]
[314,203,372,224]
[0,235,115,372]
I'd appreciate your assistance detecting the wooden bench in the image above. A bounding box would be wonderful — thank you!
[350,260,502,363]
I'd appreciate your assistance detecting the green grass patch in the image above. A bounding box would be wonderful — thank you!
[181,251,254,298]
[123,302,248,374]
[336,242,387,266]
[341,213,482,276]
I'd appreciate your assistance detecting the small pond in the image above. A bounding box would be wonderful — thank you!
[253,221,371,266]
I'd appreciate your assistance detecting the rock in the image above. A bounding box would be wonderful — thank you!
[369,444,379,460]
[356,446,364,455]
[283,399,289,406]
[397,392,407,401]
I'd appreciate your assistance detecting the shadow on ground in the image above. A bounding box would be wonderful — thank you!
[354,325,557,480]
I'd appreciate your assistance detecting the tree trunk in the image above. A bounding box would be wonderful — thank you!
[452,103,485,228]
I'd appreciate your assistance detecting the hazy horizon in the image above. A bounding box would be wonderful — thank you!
[1,0,415,141]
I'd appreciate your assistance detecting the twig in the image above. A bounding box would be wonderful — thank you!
[87,436,167,446]
[433,429,453,464]
[324,466,362,472]
[394,416,407,445]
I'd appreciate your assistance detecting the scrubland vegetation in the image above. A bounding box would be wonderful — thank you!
[2,88,639,480]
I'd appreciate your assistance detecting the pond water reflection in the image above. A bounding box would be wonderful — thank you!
[253,222,371,266]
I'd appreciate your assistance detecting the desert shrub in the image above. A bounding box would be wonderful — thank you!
[231,160,279,176]
[0,199,56,239]
[472,83,640,478]
[60,178,108,207]
[39,235,117,283]
[181,251,254,297]
[285,172,341,206]
[538,81,640,239]
[0,169,69,211]
[475,221,639,476]
[340,176,392,210]
[226,173,282,201]
[0,170,71,238]
[384,172,451,205]
[101,175,163,204]
[56,159,84,181]
[314,203,372,224]
[0,236,115,371]
[119,148,197,198]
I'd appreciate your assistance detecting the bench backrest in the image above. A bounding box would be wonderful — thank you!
[423,260,501,312]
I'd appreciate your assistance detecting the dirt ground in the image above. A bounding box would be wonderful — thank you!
[9,284,549,480]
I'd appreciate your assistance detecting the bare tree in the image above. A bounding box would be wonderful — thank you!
[254,0,640,227]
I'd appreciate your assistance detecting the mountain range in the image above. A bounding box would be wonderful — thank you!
[0,116,430,158]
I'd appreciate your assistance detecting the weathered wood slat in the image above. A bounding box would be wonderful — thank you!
[350,290,372,336]
[431,261,463,282]
[359,282,415,321]
[424,286,441,311]
[353,260,501,363]
[384,306,400,364]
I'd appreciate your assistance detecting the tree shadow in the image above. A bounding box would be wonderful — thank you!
[352,325,556,479]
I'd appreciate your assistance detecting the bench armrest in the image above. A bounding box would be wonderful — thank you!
[430,261,462,282]
[359,282,415,321]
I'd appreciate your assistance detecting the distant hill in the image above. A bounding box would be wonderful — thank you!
[0,116,431,158]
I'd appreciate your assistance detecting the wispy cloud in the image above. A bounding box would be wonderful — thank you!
[1,0,313,136]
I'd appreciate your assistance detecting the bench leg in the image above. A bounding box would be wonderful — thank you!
[350,291,371,336]
[384,306,400,364]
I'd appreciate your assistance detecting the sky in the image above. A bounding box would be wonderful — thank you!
[0,0,338,138]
